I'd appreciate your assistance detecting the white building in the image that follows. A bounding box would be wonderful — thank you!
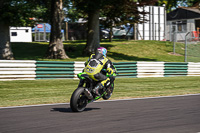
[10,27,32,42]
[166,3,200,41]
[137,5,166,41]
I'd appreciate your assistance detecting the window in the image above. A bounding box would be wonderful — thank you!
[11,32,17,36]
[177,21,187,32]
[172,20,187,32]
[177,23,186,32]
[172,25,176,32]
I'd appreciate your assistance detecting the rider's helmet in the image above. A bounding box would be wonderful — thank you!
[97,47,107,57]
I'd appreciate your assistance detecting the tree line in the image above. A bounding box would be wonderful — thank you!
[0,0,198,59]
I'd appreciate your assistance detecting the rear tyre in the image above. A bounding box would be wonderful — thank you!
[103,83,114,100]
[70,87,88,112]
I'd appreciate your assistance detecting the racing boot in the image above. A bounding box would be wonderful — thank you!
[93,83,104,96]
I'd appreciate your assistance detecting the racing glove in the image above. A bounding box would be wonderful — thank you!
[107,68,114,75]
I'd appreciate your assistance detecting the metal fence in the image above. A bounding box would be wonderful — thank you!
[1,60,200,80]
[185,32,200,62]
[33,23,65,42]
[170,31,200,62]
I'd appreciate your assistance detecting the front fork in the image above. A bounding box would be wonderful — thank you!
[79,79,110,103]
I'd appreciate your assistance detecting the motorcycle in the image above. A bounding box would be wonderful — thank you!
[70,71,115,112]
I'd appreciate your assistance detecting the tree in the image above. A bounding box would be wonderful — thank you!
[0,0,69,59]
[157,0,199,12]
[73,0,102,55]
[188,0,200,6]
[85,8,100,55]
[0,1,26,59]
[100,0,144,41]
[0,0,47,59]
[0,21,14,60]
[45,0,69,59]
[73,0,158,55]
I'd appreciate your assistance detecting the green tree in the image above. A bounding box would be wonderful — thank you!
[157,0,199,12]
[73,0,157,55]
[0,0,70,60]
[0,0,47,59]
[186,0,199,7]
[45,0,69,59]
[100,0,151,41]
[63,1,82,22]
[73,0,102,55]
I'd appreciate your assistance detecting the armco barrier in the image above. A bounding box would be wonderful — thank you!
[164,62,188,77]
[187,62,200,76]
[113,62,137,78]
[1,60,200,80]
[0,60,75,80]
[137,62,164,78]
[0,60,36,80]
[36,61,74,79]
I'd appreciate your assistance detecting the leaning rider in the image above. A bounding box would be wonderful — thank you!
[81,47,116,96]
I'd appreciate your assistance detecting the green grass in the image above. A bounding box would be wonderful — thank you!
[0,76,200,107]
[11,40,187,62]
[5,40,200,107]
[187,43,200,62]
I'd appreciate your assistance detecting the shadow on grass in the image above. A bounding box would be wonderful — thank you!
[11,42,48,60]
[100,44,157,61]
[11,41,157,61]
[63,40,86,44]
[63,39,128,43]
[64,43,115,59]
[108,52,157,61]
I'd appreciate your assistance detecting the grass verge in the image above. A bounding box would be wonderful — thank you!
[11,40,187,62]
[0,76,200,107]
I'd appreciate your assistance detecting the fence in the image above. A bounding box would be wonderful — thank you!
[184,32,200,62]
[167,30,200,62]
[0,60,200,80]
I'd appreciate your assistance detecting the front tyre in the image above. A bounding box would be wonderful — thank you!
[70,87,88,112]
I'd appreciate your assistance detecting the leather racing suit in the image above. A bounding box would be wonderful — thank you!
[84,52,116,95]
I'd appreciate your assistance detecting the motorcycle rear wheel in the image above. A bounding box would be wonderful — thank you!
[70,87,88,112]
[103,82,114,100]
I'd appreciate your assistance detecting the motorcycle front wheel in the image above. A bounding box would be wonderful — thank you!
[70,87,88,112]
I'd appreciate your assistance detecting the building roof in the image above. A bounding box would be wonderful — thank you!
[167,6,200,21]
[180,7,200,14]
[32,23,51,33]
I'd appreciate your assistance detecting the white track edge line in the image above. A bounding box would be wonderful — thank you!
[0,93,200,109]
[95,93,200,103]
[0,103,68,109]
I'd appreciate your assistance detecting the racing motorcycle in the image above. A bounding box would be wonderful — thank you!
[70,71,115,112]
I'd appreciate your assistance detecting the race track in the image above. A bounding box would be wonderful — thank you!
[0,94,200,133]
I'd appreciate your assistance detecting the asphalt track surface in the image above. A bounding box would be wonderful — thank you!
[0,95,200,133]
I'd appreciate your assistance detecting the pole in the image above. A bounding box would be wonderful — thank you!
[44,23,46,41]
[65,22,68,41]
[185,32,190,62]
[197,27,199,41]
[155,23,157,40]
[34,25,36,41]
[134,23,137,40]
[173,26,176,54]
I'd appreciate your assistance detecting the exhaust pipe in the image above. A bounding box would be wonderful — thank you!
[84,88,93,99]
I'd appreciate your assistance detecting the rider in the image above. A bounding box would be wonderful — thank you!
[83,47,116,96]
